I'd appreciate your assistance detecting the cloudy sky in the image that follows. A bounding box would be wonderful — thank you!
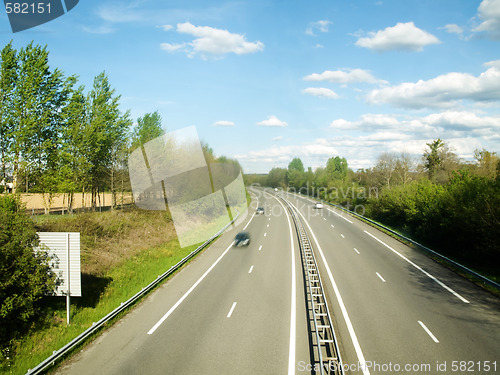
[3,0,500,173]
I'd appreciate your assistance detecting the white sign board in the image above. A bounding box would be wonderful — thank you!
[36,232,81,297]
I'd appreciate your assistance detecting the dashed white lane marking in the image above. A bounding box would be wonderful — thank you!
[376,272,386,282]
[341,234,345,238]
[259,245,262,251]
[328,208,353,223]
[418,321,439,343]
[249,266,254,274]
[227,302,237,318]
[364,230,469,304]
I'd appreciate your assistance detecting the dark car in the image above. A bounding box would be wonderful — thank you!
[234,231,250,246]
[256,207,264,215]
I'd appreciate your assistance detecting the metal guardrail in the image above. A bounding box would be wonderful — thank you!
[297,192,500,291]
[27,213,240,375]
[279,194,344,375]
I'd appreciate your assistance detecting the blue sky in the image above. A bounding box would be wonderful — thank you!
[2,0,500,173]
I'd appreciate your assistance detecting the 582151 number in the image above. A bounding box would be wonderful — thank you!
[5,2,51,14]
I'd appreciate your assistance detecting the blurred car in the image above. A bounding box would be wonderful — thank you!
[234,231,250,246]
[256,207,264,215]
[314,202,324,209]
[274,188,278,192]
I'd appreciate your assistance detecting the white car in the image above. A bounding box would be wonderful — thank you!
[314,202,324,209]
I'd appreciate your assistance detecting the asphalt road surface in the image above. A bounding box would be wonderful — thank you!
[281,190,500,375]
[55,188,500,374]
[56,189,311,375]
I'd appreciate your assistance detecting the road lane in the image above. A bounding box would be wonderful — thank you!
[284,191,500,374]
[56,190,310,375]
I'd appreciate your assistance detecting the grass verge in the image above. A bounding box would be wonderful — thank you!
[2,206,222,375]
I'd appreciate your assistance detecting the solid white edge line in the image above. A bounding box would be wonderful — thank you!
[243,212,256,230]
[327,208,353,223]
[376,272,386,282]
[272,196,297,375]
[227,302,237,318]
[418,321,439,343]
[290,201,370,375]
[249,265,254,274]
[364,230,469,304]
[147,240,235,335]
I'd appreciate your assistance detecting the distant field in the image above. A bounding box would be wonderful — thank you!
[17,192,133,212]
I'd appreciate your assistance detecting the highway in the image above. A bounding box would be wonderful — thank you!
[282,190,500,375]
[55,188,500,374]
[56,190,311,374]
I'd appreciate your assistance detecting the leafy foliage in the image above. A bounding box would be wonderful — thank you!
[0,195,56,349]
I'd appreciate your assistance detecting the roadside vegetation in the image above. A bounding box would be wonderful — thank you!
[0,40,246,374]
[245,142,500,281]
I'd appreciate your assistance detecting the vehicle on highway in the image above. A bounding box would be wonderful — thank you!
[314,202,324,209]
[256,207,264,215]
[274,188,278,192]
[234,231,250,246]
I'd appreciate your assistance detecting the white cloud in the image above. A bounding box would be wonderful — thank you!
[302,87,339,99]
[160,43,186,52]
[473,0,500,39]
[303,69,387,85]
[355,22,440,52]
[257,115,288,127]
[306,20,332,36]
[440,24,464,35]
[161,24,174,31]
[330,119,354,129]
[367,64,500,108]
[329,111,500,140]
[235,140,339,165]
[484,59,500,69]
[96,3,145,23]
[272,136,283,141]
[163,22,264,58]
[422,111,500,131]
[213,120,235,127]
[82,25,115,34]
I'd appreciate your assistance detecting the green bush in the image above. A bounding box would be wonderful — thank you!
[0,195,57,351]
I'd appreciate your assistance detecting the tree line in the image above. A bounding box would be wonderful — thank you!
[0,41,168,211]
[245,141,500,274]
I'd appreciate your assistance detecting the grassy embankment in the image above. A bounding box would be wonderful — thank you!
[3,206,232,375]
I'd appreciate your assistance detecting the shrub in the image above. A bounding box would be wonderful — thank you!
[0,195,56,350]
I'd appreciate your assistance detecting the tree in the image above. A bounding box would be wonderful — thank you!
[325,156,348,183]
[373,153,397,189]
[85,71,130,208]
[59,82,88,212]
[0,42,17,184]
[423,139,459,183]
[474,149,499,179]
[0,195,56,348]
[130,111,164,151]
[394,151,415,185]
[287,158,305,189]
[267,167,287,188]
